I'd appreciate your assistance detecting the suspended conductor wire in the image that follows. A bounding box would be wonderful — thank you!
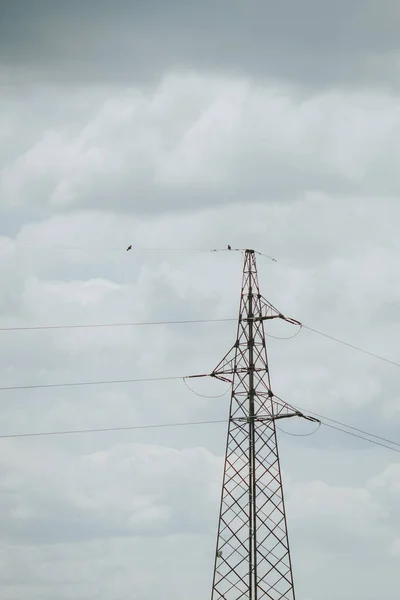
[183,377,230,399]
[1,324,400,394]
[0,419,227,440]
[0,317,236,333]
[0,375,184,392]
[0,318,301,338]
[12,244,278,264]
[302,324,400,369]
[294,406,400,450]
[257,389,400,453]
[276,417,400,453]
[12,246,218,253]
[266,324,303,340]
[284,400,400,453]
[321,421,400,454]
[254,250,277,262]
[276,420,322,437]
[1,318,396,373]
[12,245,260,256]
[1,411,400,456]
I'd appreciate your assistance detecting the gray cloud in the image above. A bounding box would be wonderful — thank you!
[1,0,400,90]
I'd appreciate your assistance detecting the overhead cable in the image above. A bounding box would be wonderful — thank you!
[1,413,400,457]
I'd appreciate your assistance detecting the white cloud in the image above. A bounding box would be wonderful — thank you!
[0,440,221,541]
[3,75,400,217]
[1,57,400,598]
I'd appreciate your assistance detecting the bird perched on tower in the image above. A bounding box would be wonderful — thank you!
[227,245,231,250]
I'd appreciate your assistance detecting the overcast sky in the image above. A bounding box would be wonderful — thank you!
[1,1,400,599]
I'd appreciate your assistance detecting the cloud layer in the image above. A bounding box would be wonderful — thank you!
[1,2,400,598]
[2,0,400,90]
[3,75,400,220]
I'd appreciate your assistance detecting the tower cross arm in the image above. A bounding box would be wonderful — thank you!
[259,314,302,326]
[253,411,320,423]
[241,313,302,326]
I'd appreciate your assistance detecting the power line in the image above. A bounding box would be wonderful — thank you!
[9,245,278,263]
[0,419,227,440]
[5,244,399,369]
[260,390,400,456]
[0,375,184,392]
[289,400,400,453]
[0,320,399,398]
[1,317,399,374]
[321,421,400,454]
[1,408,400,457]
[296,407,400,449]
[276,421,322,437]
[273,412,400,454]
[1,335,399,394]
[0,318,236,333]
[10,245,272,253]
[303,324,400,369]
[11,246,215,252]
[254,250,277,262]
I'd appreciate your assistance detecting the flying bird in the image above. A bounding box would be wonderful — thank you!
[126,245,132,251]
[227,245,231,250]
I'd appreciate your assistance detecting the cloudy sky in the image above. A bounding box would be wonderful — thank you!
[1,1,400,598]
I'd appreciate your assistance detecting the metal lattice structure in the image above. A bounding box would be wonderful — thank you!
[209,249,313,600]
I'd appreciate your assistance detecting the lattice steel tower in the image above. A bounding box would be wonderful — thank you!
[208,249,315,600]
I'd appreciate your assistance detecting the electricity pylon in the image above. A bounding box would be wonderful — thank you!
[208,249,316,600]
